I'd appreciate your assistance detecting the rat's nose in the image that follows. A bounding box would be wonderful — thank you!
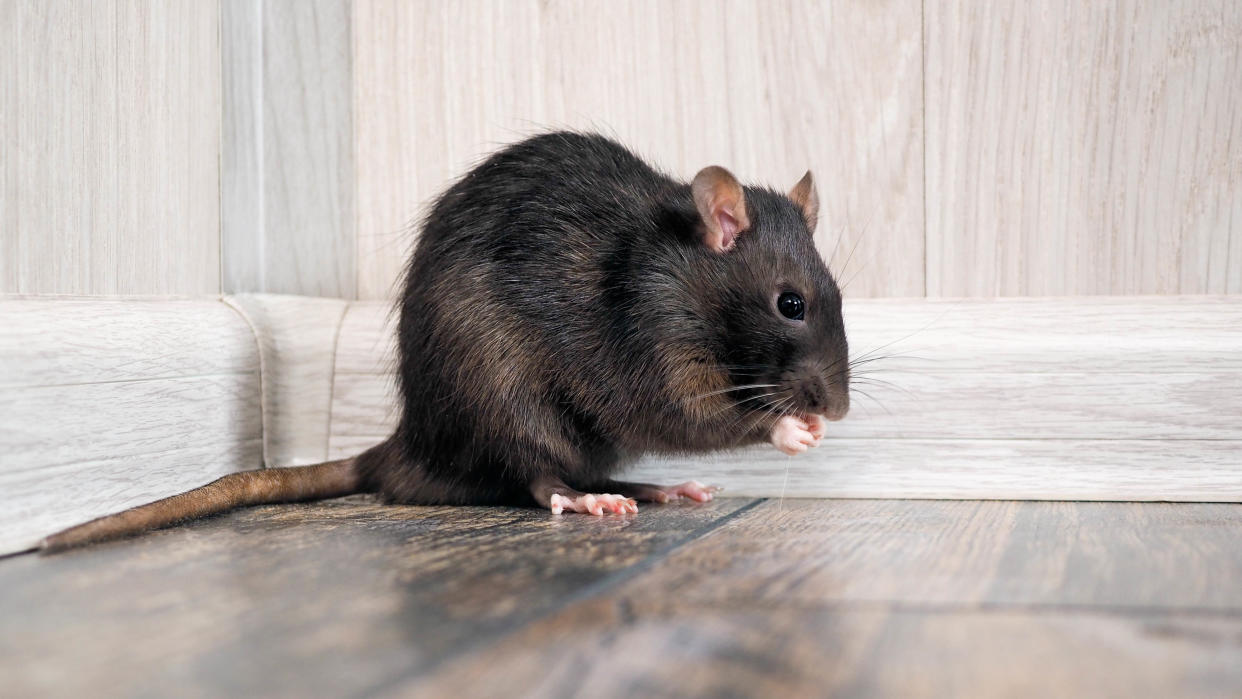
[798,376,835,414]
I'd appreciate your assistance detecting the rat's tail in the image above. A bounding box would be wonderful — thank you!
[39,457,362,553]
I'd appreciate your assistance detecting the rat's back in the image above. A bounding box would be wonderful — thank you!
[376,133,683,503]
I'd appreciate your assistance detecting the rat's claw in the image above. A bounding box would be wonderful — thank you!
[595,493,638,514]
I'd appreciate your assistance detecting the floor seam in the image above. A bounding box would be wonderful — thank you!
[364,498,767,695]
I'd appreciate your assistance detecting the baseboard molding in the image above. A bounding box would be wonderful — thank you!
[324,295,1242,502]
[2,294,1238,554]
[0,297,263,554]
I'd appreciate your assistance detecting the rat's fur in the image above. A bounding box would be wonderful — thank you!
[41,132,848,552]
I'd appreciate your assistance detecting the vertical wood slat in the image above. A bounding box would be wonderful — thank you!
[0,0,220,295]
[221,0,355,299]
[925,1,1242,297]
[1,1,118,294]
[351,0,925,300]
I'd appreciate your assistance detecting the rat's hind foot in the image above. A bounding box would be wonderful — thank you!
[548,492,638,516]
[770,414,826,455]
[530,475,636,516]
[604,479,722,504]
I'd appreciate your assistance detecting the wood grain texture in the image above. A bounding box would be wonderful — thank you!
[844,296,1242,373]
[351,0,924,299]
[0,0,220,295]
[220,0,264,293]
[925,0,1242,296]
[414,499,1242,696]
[604,499,1242,609]
[0,298,262,554]
[222,0,356,298]
[0,497,755,697]
[225,294,349,467]
[4,499,1241,696]
[326,300,399,457]
[414,603,1242,698]
[624,438,1242,501]
[322,296,1242,500]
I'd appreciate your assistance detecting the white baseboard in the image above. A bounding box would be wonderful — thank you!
[324,295,1242,502]
[0,297,263,554]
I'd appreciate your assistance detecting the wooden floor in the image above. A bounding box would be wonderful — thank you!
[2,498,1240,698]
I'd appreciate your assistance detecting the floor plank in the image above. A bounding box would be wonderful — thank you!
[409,499,1242,697]
[3,498,1240,698]
[409,601,1242,698]
[602,499,1242,610]
[0,496,755,697]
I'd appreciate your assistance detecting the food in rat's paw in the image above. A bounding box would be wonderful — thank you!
[42,132,850,551]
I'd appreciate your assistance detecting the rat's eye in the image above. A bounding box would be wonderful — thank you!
[777,291,805,321]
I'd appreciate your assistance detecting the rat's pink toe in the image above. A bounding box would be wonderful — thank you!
[806,414,828,440]
[663,480,719,502]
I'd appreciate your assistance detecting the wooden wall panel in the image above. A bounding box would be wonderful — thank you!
[723,0,925,297]
[0,0,220,295]
[1,1,118,294]
[352,0,924,300]
[221,0,356,298]
[925,1,1242,297]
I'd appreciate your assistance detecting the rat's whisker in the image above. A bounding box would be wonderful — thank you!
[850,377,918,401]
[850,387,893,415]
[682,383,779,403]
[709,390,784,418]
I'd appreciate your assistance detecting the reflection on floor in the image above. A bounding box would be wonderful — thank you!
[2,497,1240,697]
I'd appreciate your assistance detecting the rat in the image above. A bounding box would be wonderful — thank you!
[40,132,849,552]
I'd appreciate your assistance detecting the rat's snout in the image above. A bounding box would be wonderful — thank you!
[787,364,850,421]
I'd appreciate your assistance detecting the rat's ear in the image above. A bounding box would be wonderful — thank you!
[691,166,750,253]
[789,170,819,233]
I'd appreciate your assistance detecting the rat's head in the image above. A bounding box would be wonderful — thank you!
[686,165,850,422]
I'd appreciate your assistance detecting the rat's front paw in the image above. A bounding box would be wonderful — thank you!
[769,415,823,455]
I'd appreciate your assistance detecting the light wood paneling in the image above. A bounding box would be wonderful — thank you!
[220,0,264,293]
[0,298,262,554]
[1,1,117,293]
[351,0,924,299]
[926,1,1242,297]
[724,0,925,297]
[116,0,221,294]
[222,0,355,298]
[0,0,220,295]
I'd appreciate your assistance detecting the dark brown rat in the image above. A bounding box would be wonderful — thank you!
[41,132,849,551]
